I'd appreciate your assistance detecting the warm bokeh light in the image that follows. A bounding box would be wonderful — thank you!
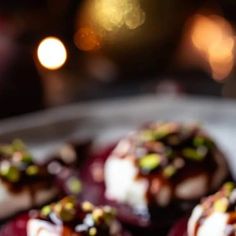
[37,37,67,70]
[191,14,235,81]
[74,27,101,51]
[208,37,234,80]
[92,0,145,31]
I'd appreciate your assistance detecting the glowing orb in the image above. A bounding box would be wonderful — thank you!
[37,37,67,70]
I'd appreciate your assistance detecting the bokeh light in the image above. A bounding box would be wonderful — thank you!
[92,0,145,31]
[74,27,101,51]
[191,14,235,81]
[37,37,67,70]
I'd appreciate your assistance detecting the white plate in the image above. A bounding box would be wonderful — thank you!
[0,95,235,177]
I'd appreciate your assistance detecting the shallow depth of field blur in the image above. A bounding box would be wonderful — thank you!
[1,0,236,118]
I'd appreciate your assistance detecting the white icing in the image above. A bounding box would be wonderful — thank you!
[104,156,148,211]
[27,219,62,236]
[188,205,229,236]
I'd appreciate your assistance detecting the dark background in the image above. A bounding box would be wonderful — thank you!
[0,0,236,118]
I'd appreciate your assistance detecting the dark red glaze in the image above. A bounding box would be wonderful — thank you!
[168,218,188,236]
[0,213,29,236]
[0,131,230,236]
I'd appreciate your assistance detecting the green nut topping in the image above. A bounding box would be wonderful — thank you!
[154,123,178,140]
[21,155,33,164]
[54,196,76,222]
[82,201,94,212]
[139,130,156,142]
[154,130,169,140]
[182,148,205,161]
[193,136,214,149]
[0,140,25,155]
[89,227,97,236]
[193,136,205,147]
[67,177,82,194]
[163,165,176,178]
[103,206,116,225]
[0,139,33,164]
[223,182,235,194]
[213,198,228,212]
[0,163,20,182]
[26,165,39,176]
[41,205,51,217]
[92,208,104,223]
[139,154,161,171]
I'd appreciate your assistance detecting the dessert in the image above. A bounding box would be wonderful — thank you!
[27,196,127,236]
[188,182,236,236]
[0,140,82,220]
[0,140,58,220]
[104,122,230,226]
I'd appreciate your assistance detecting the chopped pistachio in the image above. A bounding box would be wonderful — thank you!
[103,206,116,223]
[0,163,20,182]
[67,177,82,194]
[12,139,26,151]
[22,155,33,164]
[82,201,94,212]
[89,227,97,236]
[193,136,214,149]
[103,205,115,216]
[223,182,235,194]
[65,201,74,210]
[26,165,39,176]
[0,145,14,156]
[182,148,205,161]
[92,208,104,223]
[163,165,176,178]
[54,204,75,222]
[154,123,177,140]
[193,136,205,147]
[139,154,161,171]
[54,196,76,222]
[0,140,25,155]
[214,198,228,212]
[139,130,155,142]
[154,130,169,140]
[41,205,51,217]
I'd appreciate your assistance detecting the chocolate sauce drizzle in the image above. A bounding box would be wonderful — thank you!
[112,122,228,208]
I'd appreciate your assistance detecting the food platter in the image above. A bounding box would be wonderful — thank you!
[0,94,236,235]
[0,95,235,171]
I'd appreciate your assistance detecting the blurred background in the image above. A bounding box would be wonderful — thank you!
[0,0,236,119]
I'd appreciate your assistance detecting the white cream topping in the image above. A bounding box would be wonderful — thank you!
[27,219,62,236]
[188,205,229,236]
[104,156,148,211]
